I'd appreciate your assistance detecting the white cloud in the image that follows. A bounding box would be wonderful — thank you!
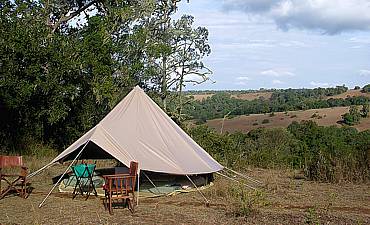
[310,81,329,87]
[222,0,370,34]
[236,76,251,81]
[260,69,295,77]
[272,79,284,84]
[359,69,370,76]
[349,37,370,44]
[235,81,248,85]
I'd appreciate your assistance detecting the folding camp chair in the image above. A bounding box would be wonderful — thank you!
[103,161,138,214]
[71,163,97,200]
[0,155,29,199]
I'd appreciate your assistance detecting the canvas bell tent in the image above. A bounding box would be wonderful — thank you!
[30,86,227,206]
[32,86,223,175]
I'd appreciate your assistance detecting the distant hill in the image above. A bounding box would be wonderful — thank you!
[190,91,273,101]
[189,89,370,102]
[183,86,370,122]
[206,106,370,133]
[324,89,370,100]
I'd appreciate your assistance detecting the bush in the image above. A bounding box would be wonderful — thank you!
[342,105,361,125]
[261,119,270,124]
[190,121,370,183]
[361,104,369,118]
[362,84,370,93]
[206,180,267,218]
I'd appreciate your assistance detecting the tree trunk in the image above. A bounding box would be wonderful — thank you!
[177,62,185,117]
[161,56,167,110]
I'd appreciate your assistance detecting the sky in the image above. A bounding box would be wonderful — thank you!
[175,0,370,90]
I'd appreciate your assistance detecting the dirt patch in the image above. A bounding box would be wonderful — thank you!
[1,166,369,225]
[207,106,369,133]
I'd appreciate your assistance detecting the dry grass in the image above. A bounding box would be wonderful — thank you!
[1,158,369,225]
[207,106,370,133]
[230,92,272,101]
[190,94,214,101]
[324,89,370,100]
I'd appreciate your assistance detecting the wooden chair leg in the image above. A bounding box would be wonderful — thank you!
[128,198,135,213]
[109,195,113,215]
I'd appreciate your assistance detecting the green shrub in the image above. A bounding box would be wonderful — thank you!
[190,121,370,183]
[304,207,320,225]
[362,84,370,93]
[342,105,361,125]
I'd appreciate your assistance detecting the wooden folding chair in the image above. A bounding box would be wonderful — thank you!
[0,155,29,199]
[71,163,97,200]
[103,161,138,214]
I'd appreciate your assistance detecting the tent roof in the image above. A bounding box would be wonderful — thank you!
[50,86,223,175]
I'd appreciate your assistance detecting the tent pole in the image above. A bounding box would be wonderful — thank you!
[185,175,210,206]
[143,172,162,195]
[27,162,56,179]
[38,141,90,208]
[224,167,262,185]
[216,171,257,190]
[136,171,140,206]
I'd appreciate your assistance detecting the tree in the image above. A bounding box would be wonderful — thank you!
[362,84,370,93]
[342,106,361,125]
[0,0,154,149]
[171,15,212,118]
[141,2,212,114]
[361,104,369,118]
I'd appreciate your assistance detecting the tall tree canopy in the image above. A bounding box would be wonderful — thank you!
[0,0,212,151]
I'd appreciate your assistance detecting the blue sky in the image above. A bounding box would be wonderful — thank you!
[175,0,370,90]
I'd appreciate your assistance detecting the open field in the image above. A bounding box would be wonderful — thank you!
[325,89,370,100]
[230,92,273,101]
[190,93,215,101]
[0,158,369,225]
[207,106,370,133]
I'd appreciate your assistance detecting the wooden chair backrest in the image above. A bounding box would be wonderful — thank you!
[0,156,23,169]
[129,161,138,176]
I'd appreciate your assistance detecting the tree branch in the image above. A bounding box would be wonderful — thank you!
[51,0,98,33]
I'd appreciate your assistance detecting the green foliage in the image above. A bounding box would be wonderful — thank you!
[287,121,370,182]
[361,104,369,118]
[0,3,132,150]
[0,0,208,152]
[362,84,370,93]
[304,207,320,225]
[342,106,361,125]
[189,121,370,182]
[182,87,369,121]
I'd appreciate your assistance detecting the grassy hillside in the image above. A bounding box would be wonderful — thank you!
[189,88,370,102]
[206,106,370,133]
[324,89,370,100]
